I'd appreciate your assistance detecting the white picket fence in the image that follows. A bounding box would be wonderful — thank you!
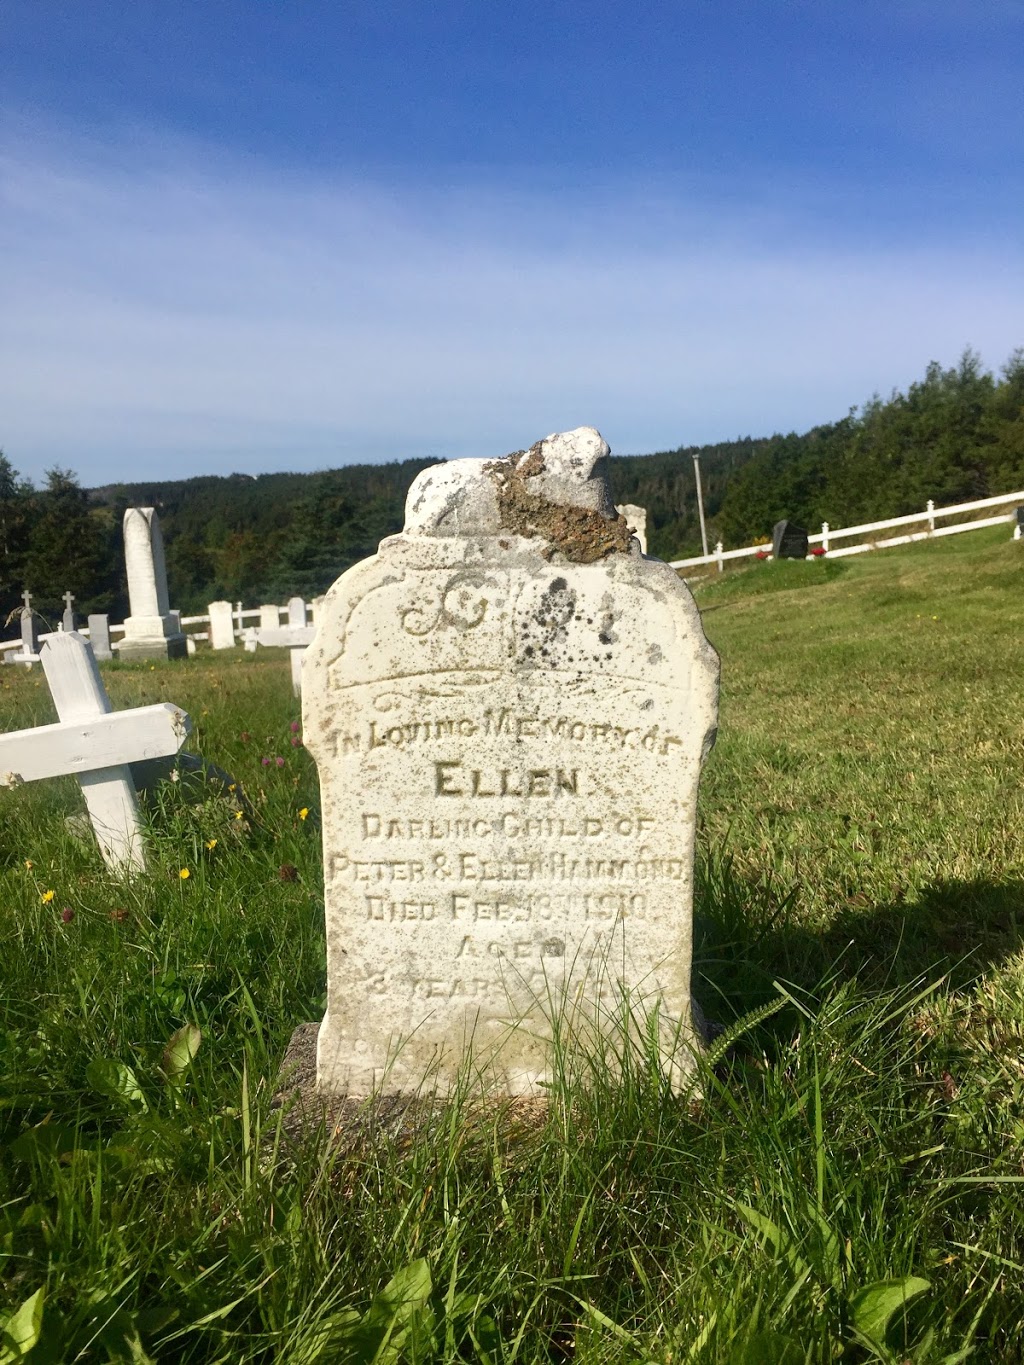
[1,597,323,661]
[669,489,1024,573]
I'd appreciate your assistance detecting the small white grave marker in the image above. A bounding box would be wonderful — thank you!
[0,633,191,874]
[254,598,313,696]
[87,614,113,661]
[616,504,648,554]
[208,601,235,650]
[11,591,40,665]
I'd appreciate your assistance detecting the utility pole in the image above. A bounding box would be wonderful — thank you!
[692,452,709,557]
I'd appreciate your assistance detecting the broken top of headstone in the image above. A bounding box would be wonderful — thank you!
[406,426,629,561]
[303,426,720,1099]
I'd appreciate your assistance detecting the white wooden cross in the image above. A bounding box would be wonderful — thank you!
[0,633,191,875]
[253,598,314,696]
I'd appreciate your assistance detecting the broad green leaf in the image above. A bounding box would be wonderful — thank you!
[86,1057,148,1111]
[8,1123,78,1164]
[0,1286,45,1362]
[362,1257,433,1331]
[736,1331,804,1365]
[850,1275,930,1344]
[733,1201,811,1281]
[356,1258,433,1362]
[161,1023,201,1078]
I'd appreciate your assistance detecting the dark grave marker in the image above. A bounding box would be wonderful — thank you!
[772,520,809,560]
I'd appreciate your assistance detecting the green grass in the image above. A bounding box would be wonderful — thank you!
[1,527,1024,1361]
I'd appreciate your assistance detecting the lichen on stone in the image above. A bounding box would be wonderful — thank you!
[485,441,631,564]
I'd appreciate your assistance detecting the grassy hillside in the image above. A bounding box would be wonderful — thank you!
[1,526,1023,1360]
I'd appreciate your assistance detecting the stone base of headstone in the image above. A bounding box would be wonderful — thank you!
[273,1000,715,1154]
[272,1021,552,1154]
[117,633,188,662]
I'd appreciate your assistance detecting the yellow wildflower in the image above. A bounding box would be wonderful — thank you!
[299,808,309,821]
[24,860,33,870]
[234,810,243,821]
[179,868,190,880]
[205,838,217,850]
[40,889,55,903]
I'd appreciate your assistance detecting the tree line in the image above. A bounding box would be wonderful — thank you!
[3,348,1023,634]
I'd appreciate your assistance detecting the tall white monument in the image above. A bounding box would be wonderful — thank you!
[118,508,186,661]
[303,427,719,1099]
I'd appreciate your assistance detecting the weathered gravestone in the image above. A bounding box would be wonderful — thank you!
[61,592,76,632]
[616,503,648,554]
[208,601,236,650]
[772,520,809,560]
[12,592,41,665]
[119,508,187,660]
[303,426,719,1098]
[87,614,113,661]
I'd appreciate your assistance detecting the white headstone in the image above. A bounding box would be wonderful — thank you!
[62,591,76,632]
[119,509,186,661]
[12,592,40,665]
[87,614,113,661]
[616,504,648,555]
[208,601,236,650]
[304,427,719,1098]
[259,604,280,630]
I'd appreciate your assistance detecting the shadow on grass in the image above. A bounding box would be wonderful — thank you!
[694,849,1024,1029]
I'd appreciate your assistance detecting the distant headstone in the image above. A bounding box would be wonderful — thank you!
[119,509,187,661]
[288,599,309,694]
[260,604,281,630]
[12,591,40,665]
[87,614,113,661]
[772,520,809,560]
[208,601,235,650]
[304,426,719,1099]
[62,592,76,632]
[616,503,648,554]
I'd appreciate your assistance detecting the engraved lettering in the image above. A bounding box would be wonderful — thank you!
[435,760,463,796]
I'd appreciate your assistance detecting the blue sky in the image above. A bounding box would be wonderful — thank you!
[2,1,1023,485]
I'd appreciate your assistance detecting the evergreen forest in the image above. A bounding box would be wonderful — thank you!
[3,347,1023,632]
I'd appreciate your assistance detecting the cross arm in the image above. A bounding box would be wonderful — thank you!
[0,704,191,786]
[253,626,315,648]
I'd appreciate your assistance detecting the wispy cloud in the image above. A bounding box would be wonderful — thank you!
[2,122,1022,485]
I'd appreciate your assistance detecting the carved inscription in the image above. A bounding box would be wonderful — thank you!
[340,708,684,758]
[305,428,719,1097]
